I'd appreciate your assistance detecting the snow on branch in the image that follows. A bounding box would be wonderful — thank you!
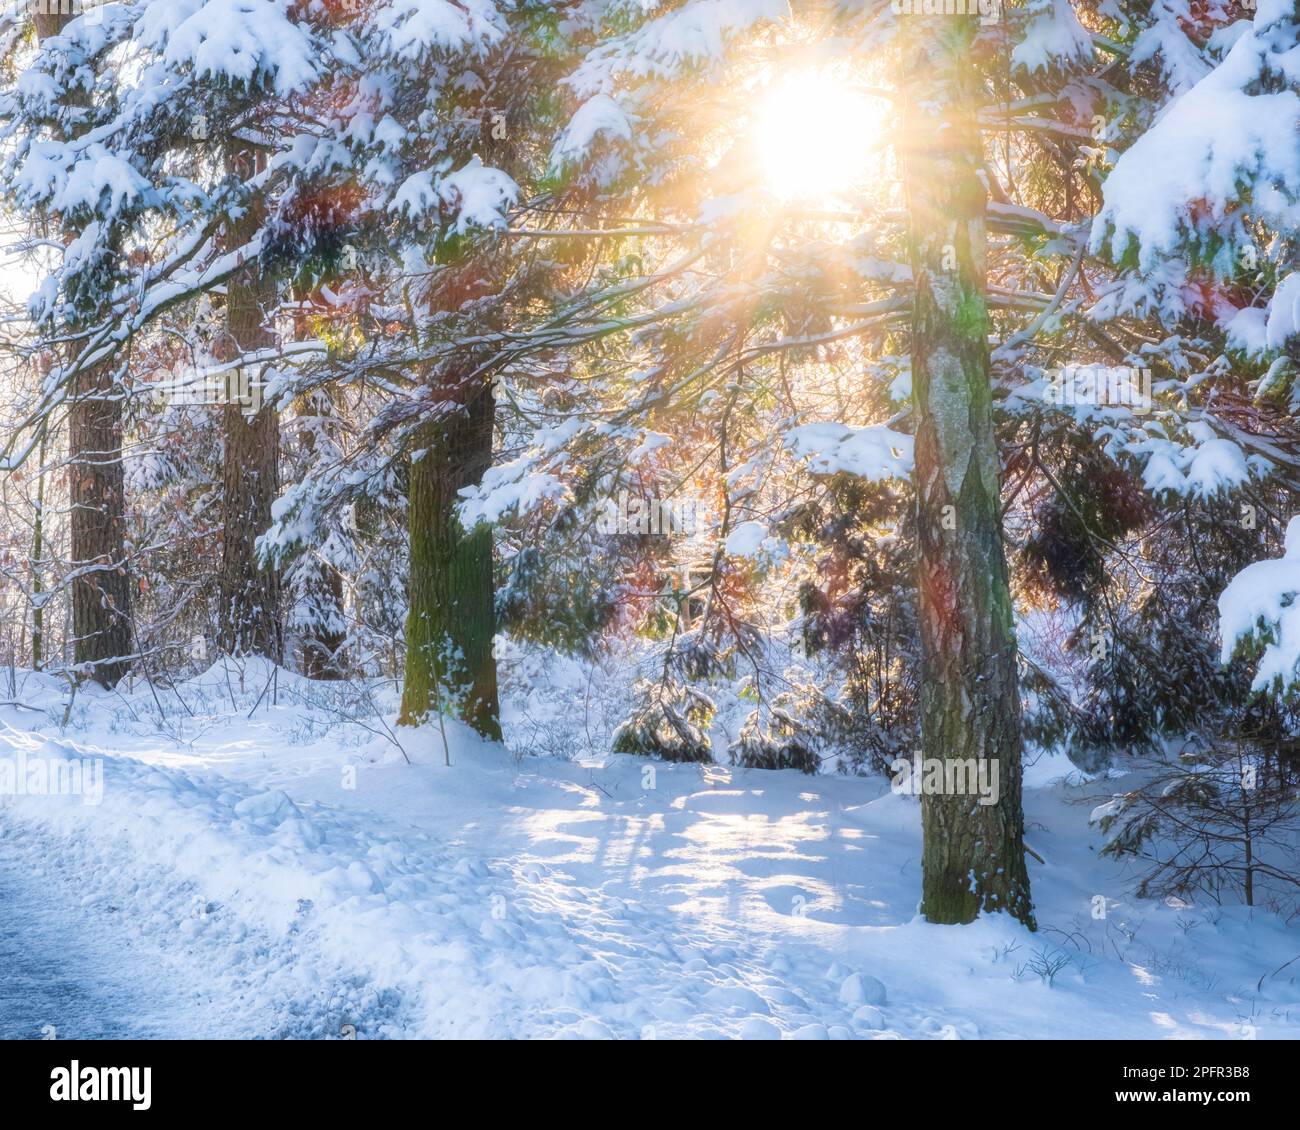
[785,423,914,481]
[1091,1,1300,276]
[144,0,319,94]
[1220,516,1300,693]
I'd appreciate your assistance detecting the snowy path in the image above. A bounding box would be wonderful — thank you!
[2,666,1297,1040]
[0,825,202,1039]
[0,796,418,1040]
[0,757,894,1040]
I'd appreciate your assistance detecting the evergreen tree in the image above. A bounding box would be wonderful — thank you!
[903,16,1035,926]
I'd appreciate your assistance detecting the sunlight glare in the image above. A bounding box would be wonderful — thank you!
[755,71,881,202]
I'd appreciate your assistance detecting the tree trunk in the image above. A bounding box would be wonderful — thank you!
[398,383,500,740]
[218,401,281,661]
[31,424,48,671]
[34,11,133,688]
[903,19,1034,927]
[217,150,282,662]
[67,366,133,686]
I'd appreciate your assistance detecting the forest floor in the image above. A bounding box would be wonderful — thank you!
[0,658,1296,1040]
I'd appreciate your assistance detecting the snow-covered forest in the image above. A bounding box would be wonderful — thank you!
[0,0,1297,1044]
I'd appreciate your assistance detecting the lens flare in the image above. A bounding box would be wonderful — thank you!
[755,71,881,202]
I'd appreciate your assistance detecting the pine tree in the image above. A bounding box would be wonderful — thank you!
[24,8,133,686]
[903,16,1034,926]
[1,0,339,678]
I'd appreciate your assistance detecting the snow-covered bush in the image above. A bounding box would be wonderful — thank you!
[612,679,715,764]
[728,705,818,774]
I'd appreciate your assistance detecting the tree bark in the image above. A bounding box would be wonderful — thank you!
[903,19,1034,927]
[30,425,47,671]
[67,364,133,685]
[398,382,500,740]
[34,10,133,688]
[217,150,282,662]
[218,400,281,661]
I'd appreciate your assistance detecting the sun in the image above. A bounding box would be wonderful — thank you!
[754,71,883,203]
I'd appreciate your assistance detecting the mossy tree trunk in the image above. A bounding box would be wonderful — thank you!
[398,382,500,740]
[903,19,1034,927]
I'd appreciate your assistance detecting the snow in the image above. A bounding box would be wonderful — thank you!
[1225,305,1269,356]
[569,0,787,97]
[15,143,151,220]
[371,0,505,61]
[152,0,320,95]
[785,422,914,480]
[838,971,886,1007]
[1092,4,1300,283]
[1133,424,1255,499]
[1011,0,1093,74]
[1128,0,1215,94]
[1184,442,1247,497]
[723,520,766,558]
[552,94,633,169]
[626,430,673,463]
[392,157,519,231]
[0,0,1296,1045]
[1265,272,1300,349]
[0,831,228,1038]
[0,657,1294,1040]
[457,457,567,526]
[1224,272,1300,363]
[1219,515,1300,692]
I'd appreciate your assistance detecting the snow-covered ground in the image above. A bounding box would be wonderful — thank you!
[0,659,1295,1040]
